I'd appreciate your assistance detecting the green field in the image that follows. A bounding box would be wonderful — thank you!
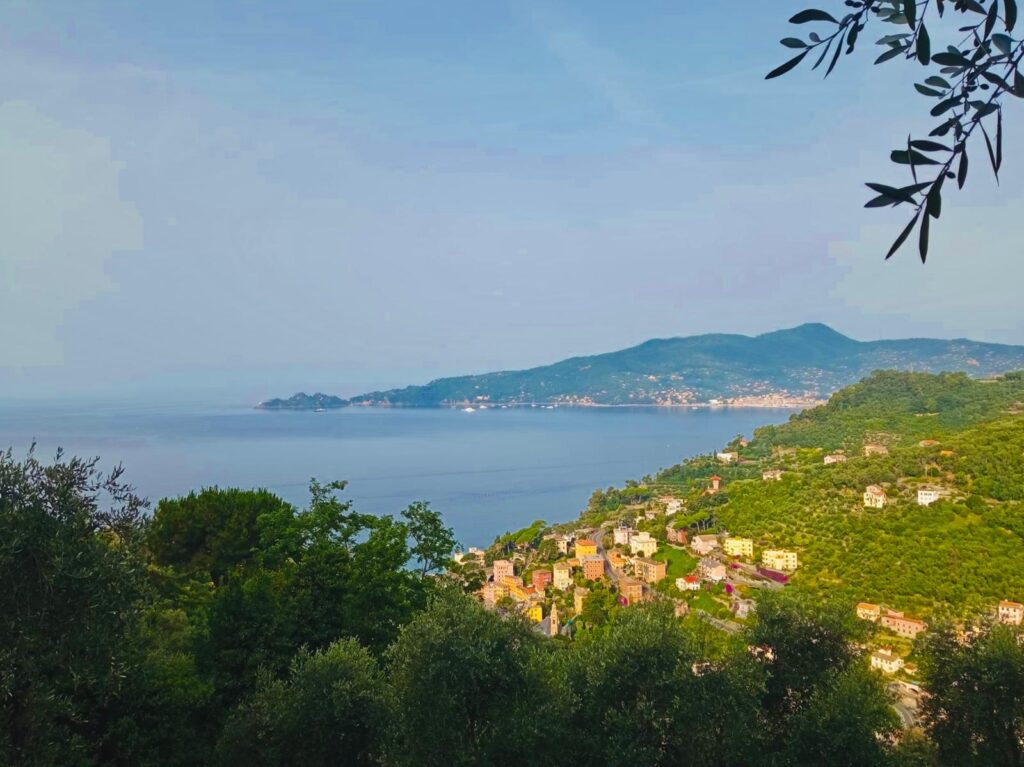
[654,545,698,578]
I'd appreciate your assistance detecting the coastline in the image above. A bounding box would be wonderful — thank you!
[258,398,824,412]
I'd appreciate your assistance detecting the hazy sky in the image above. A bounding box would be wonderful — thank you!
[2,1,1023,403]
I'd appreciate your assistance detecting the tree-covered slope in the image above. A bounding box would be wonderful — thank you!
[592,371,1024,618]
[259,324,1024,408]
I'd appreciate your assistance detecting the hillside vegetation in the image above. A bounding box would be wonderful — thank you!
[7,372,1024,766]
[590,371,1024,619]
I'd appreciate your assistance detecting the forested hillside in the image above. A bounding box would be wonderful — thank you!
[627,371,1024,618]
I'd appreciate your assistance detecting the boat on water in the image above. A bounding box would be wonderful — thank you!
[314,407,326,413]
[462,407,476,412]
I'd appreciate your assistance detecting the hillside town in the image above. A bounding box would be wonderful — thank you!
[456,422,1024,732]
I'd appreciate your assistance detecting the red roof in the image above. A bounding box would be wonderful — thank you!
[710,475,722,481]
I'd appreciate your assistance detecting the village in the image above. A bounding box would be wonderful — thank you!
[454,432,1024,729]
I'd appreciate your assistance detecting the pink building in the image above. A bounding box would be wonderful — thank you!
[531,570,553,591]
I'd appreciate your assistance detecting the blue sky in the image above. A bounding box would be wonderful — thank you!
[2,1,1023,402]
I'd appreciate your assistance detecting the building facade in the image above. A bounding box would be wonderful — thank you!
[762,549,799,571]
[863,485,887,509]
[691,534,720,556]
[629,532,658,558]
[634,557,667,584]
[871,648,905,674]
[723,537,754,558]
[553,562,572,590]
[856,602,882,621]
[492,559,514,582]
[998,600,1024,626]
[531,570,552,591]
[880,611,927,639]
[575,539,598,557]
[619,577,645,605]
[581,555,605,581]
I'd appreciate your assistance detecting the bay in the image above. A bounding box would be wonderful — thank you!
[0,401,796,546]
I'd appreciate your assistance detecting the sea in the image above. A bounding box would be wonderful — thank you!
[0,401,797,547]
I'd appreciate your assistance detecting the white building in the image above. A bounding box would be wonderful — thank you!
[553,562,573,590]
[863,485,887,509]
[629,531,658,558]
[823,453,847,465]
[665,499,683,516]
[917,486,945,506]
[613,526,633,546]
[699,557,727,582]
[717,451,738,463]
[691,534,720,556]
[998,600,1024,626]
[870,648,905,674]
[676,575,701,591]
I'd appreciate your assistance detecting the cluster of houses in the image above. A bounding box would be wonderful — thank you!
[863,483,951,508]
[856,603,928,638]
[860,599,1023,676]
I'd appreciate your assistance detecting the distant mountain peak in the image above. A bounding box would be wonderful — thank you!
[756,323,853,343]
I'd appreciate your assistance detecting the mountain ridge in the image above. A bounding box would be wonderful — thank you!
[257,323,1024,409]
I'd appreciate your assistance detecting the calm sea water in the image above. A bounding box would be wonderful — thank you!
[0,402,795,546]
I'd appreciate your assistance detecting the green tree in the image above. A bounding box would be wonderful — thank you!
[216,639,385,767]
[401,500,456,576]
[918,622,1024,766]
[0,449,147,766]
[783,664,899,767]
[747,593,868,722]
[147,487,295,583]
[385,588,542,767]
[551,604,763,767]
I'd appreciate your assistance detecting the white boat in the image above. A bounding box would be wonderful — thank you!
[462,407,476,412]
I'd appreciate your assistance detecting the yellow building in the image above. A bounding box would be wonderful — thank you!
[526,603,543,622]
[574,586,589,615]
[575,539,598,557]
[723,537,754,558]
[856,602,881,621]
[762,549,798,571]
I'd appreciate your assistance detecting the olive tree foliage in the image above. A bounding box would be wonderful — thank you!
[768,0,1023,261]
[0,448,148,766]
[917,621,1024,767]
[216,639,386,767]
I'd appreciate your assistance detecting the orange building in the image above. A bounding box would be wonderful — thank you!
[581,555,605,581]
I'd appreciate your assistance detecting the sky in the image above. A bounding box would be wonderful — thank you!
[2,0,1023,403]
